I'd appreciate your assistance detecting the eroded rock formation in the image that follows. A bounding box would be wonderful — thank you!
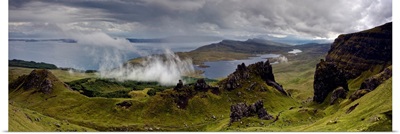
[230,100,273,124]
[221,61,287,95]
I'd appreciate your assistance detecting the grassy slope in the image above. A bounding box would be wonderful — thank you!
[273,56,323,101]
[8,104,96,132]
[9,67,298,131]
[9,67,96,83]
[8,49,391,131]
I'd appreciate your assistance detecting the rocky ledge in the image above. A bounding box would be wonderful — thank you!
[229,100,273,124]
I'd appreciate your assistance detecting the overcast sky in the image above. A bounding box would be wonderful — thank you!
[9,0,392,40]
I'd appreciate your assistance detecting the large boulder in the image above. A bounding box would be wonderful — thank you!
[330,87,347,105]
[229,100,273,124]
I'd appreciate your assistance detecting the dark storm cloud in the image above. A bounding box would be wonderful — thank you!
[9,0,392,39]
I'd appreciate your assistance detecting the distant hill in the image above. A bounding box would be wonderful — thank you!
[9,39,77,43]
[193,39,292,54]
[9,59,58,69]
[171,38,331,65]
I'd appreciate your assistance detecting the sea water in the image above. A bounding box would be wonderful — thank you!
[195,54,280,79]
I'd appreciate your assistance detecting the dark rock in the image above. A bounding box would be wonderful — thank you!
[349,89,371,101]
[258,107,274,120]
[346,103,359,114]
[223,63,249,91]
[330,87,347,105]
[174,80,183,90]
[313,61,348,103]
[169,79,219,109]
[40,79,53,94]
[229,100,273,123]
[325,22,392,80]
[360,67,392,91]
[10,69,58,94]
[194,79,210,91]
[116,101,132,108]
[349,66,391,101]
[313,22,392,104]
[266,80,287,96]
[221,61,287,96]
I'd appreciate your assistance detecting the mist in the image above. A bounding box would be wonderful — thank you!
[99,49,195,85]
[68,32,195,85]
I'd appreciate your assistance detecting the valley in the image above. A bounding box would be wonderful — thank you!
[8,22,392,132]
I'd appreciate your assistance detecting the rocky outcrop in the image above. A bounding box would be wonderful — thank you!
[350,66,392,101]
[10,69,58,94]
[230,100,273,124]
[349,89,370,101]
[330,87,347,105]
[223,63,250,91]
[313,60,348,103]
[116,101,132,108]
[313,22,392,103]
[360,67,392,91]
[171,79,219,109]
[221,61,287,95]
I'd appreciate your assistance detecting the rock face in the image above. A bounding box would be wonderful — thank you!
[330,87,347,105]
[350,66,392,101]
[230,100,273,124]
[359,67,392,91]
[313,22,392,103]
[313,60,348,103]
[325,22,392,79]
[10,69,58,94]
[221,61,287,95]
[171,79,219,109]
[223,63,250,91]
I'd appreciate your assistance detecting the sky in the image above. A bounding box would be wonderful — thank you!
[9,0,392,41]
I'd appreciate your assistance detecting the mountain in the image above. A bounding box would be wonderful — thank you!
[193,39,291,54]
[313,22,392,103]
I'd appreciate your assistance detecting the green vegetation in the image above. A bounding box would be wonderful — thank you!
[8,35,391,132]
[147,89,157,96]
[66,78,173,98]
[9,59,58,69]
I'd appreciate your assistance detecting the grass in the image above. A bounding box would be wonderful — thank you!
[8,49,392,131]
[8,67,96,83]
[272,55,323,101]
[9,67,299,131]
[9,103,96,132]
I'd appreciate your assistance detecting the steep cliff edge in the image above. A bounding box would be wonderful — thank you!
[313,22,392,103]
[325,22,392,79]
